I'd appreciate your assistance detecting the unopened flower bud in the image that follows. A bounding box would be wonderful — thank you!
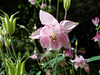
[33,24,37,30]
[0,10,19,35]
[64,0,71,10]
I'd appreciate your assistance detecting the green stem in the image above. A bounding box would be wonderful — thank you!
[64,10,67,20]
[5,37,15,60]
[96,29,100,48]
[33,40,40,54]
[25,28,30,35]
[55,50,59,75]
[72,64,74,75]
[0,46,8,75]
[35,0,41,9]
[80,68,82,75]
[48,0,51,12]
[45,0,47,11]
[10,35,17,59]
[37,59,46,73]
[56,0,59,20]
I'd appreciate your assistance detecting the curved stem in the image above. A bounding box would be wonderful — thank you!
[56,0,59,20]
[10,35,17,59]
[0,46,8,75]
[25,28,30,35]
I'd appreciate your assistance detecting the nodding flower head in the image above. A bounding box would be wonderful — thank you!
[30,10,78,50]
[70,55,89,73]
[92,17,100,26]
[93,31,100,42]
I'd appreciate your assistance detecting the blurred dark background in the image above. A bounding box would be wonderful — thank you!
[0,0,100,75]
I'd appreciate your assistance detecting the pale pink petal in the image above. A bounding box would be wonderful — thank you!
[50,39,62,50]
[84,64,90,73]
[93,31,100,42]
[93,35,98,42]
[30,27,42,39]
[57,32,71,49]
[39,10,59,25]
[40,35,51,48]
[70,60,75,63]
[30,53,38,59]
[60,20,79,33]
[41,3,46,9]
[40,25,51,36]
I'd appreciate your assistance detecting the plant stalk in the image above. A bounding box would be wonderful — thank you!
[10,35,17,59]
[0,46,8,75]
[56,0,59,20]
[64,10,67,20]
[80,68,82,75]
[96,29,100,48]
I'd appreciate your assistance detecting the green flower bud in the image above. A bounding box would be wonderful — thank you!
[63,0,71,10]
[0,10,19,35]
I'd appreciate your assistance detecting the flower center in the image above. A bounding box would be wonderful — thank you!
[50,34,56,43]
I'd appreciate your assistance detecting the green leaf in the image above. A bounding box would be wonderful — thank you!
[36,71,41,75]
[6,59,15,75]
[87,56,100,63]
[51,56,64,67]
[41,54,49,60]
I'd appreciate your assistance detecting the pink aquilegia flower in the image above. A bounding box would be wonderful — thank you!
[92,17,99,26]
[30,53,38,59]
[70,55,90,73]
[41,3,46,9]
[93,31,100,42]
[28,0,35,5]
[65,49,74,58]
[30,10,78,50]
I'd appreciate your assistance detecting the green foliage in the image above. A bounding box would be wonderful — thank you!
[87,56,100,63]
[36,71,41,75]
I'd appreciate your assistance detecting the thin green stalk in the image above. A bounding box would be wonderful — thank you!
[0,46,8,75]
[49,0,51,12]
[45,0,47,11]
[33,40,40,54]
[5,46,9,57]
[37,59,46,73]
[25,28,30,35]
[35,0,41,9]
[72,64,74,75]
[55,50,59,75]
[5,37,15,60]
[10,35,17,59]
[64,10,67,20]
[56,0,59,20]
[80,68,82,75]
[96,29,100,48]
